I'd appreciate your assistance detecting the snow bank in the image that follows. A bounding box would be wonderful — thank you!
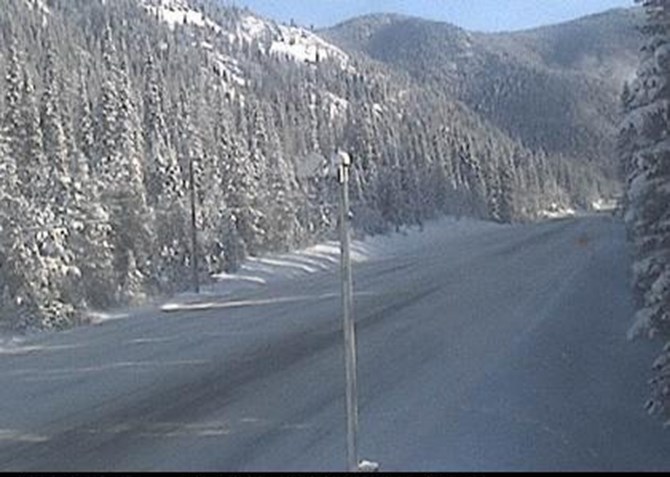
[161,216,501,312]
[591,198,618,212]
[86,310,131,326]
[0,335,25,354]
[538,203,576,220]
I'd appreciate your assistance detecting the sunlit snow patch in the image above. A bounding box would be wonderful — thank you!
[142,0,222,33]
[591,198,618,212]
[539,203,576,220]
[0,428,48,443]
[0,336,25,354]
[86,311,131,325]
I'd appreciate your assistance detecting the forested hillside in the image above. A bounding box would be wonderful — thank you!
[323,8,643,180]
[0,0,631,331]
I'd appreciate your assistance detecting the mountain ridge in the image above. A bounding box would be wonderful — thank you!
[322,6,644,178]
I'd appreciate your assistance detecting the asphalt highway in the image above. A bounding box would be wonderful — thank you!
[0,215,668,471]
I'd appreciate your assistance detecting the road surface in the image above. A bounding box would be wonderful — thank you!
[0,214,669,471]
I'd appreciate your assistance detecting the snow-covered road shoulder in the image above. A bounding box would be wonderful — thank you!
[160,216,503,312]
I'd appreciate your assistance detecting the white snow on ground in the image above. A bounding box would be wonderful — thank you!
[142,0,222,33]
[591,198,618,212]
[540,198,620,221]
[86,310,132,326]
[235,14,349,67]
[323,92,349,120]
[142,0,348,67]
[140,0,352,101]
[2,217,500,335]
[238,14,268,42]
[160,216,503,312]
[0,335,25,354]
[268,24,349,67]
[209,52,246,87]
[0,334,80,357]
[142,0,246,92]
[539,203,576,220]
[143,1,349,69]
[24,0,50,15]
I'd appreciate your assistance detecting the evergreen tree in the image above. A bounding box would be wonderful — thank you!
[211,99,247,272]
[40,36,71,213]
[623,0,670,423]
[143,51,183,208]
[18,69,47,202]
[264,105,301,251]
[243,99,271,253]
[3,33,23,165]
[97,26,154,301]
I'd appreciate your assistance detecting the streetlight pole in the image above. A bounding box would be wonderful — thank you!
[338,150,359,472]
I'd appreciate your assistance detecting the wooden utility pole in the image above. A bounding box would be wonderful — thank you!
[189,156,199,294]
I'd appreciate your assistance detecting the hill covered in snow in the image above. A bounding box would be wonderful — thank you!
[0,0,634,330]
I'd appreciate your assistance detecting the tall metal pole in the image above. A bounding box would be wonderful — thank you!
[189,156,200,294]
[338,151,359,472]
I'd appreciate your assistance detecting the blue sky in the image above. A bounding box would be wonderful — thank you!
[223,0,634,32]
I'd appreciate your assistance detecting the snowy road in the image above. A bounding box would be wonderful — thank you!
[1,215,669,471]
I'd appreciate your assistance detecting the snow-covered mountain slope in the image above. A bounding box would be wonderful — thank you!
[142,0,222,33]
[140,0,349,68]
[322,8,643,177]
[24,0,50,14]
[259,18,349,67]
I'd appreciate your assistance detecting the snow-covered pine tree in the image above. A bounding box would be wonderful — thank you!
[19,69,48,202]
[458,139,489,218]
[413,123,437,223]
[36,34,83,326]
[58,71,116,310]
[428,129,452,215]
[376,125,403,232]
[342,100,380,233]
[397,128,422,228]
[96,26,153,302]
[40,35,71,213]
[264,105,301,251]
[226,130,258,265]
[243,99,271,253]
[623,0,670,422]
[142,60,191,292]
[207,95,245,272]
[76,73,96,175]
[143,51,183,208]
[497,157,516,223]
[200,90,231,271]
[3,33,23,167]
[0,123,25,329]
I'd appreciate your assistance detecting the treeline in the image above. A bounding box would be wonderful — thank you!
[0,0,606,331]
